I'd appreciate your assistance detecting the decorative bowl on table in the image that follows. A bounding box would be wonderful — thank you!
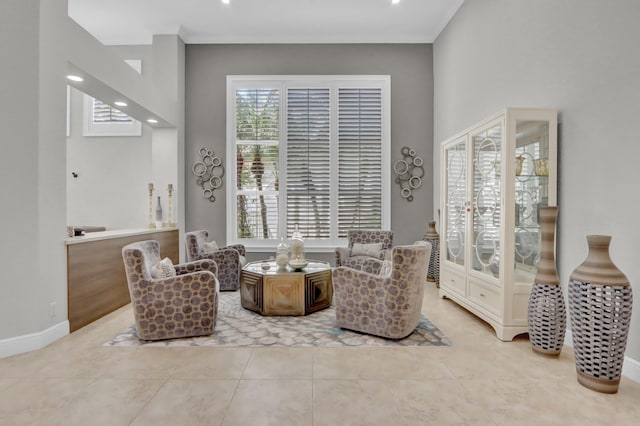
[288,260,308,271]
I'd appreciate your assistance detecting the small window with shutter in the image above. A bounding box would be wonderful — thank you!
[82,60,142,137]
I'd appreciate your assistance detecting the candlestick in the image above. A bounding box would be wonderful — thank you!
[147,184,156,228]
[166,183,175,227]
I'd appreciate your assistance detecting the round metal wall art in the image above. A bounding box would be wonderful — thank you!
[393,146,424,202]
[192,147,225,202]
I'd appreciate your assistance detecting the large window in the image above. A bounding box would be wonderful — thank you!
[227,76,390,251]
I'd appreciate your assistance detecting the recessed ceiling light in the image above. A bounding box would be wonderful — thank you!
[392,0,401,4]
[222,0,230,4]
[114,101,127,107]
[147,118,158,124]
[66,75,83,82]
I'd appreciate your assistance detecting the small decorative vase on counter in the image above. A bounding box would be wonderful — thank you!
[568,235,633,394]
[423,220,440,287]
[275,236,289,269]
[155,196,163,225]
[527,206,566,356]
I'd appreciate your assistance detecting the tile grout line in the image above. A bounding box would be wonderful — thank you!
[220,347,254,425]
[127,375,171,426]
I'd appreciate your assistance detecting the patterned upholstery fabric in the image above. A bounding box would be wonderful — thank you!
[335,230,393,267]
[342,257,385,275]
[122,240,219,341]
[185,230,246,291]
[332,244,432,339]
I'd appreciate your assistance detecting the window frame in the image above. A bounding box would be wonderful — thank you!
[226,75,391,252]
[82,59,143,137]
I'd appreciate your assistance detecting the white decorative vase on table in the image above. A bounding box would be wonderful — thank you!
[276,236,289,269]
[289,224,307,270]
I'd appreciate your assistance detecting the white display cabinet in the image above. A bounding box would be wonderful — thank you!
[439,108,557,341]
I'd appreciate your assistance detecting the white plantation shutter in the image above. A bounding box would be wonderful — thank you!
[235,88,279,141]
[92,99,132,123]
[286,88,331,239]
[235,88,280,240]
[337,88,383,237]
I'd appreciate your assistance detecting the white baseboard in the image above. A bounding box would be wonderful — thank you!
[622,356,640,384]
[564,328,573,348]
[0,320,69,359]
[564,328,640,384]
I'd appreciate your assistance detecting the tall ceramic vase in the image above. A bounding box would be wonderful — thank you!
[528,206,566,356]
[568,235,633,394]
[423,220,440,287]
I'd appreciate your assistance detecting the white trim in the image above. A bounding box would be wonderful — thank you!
[430,0,465,42]
[564,328,572,348]
[0,321,69,359]
[622,356,640,384]
[226,76,236,247]
[564,328,640,383]
[66,85,71,137]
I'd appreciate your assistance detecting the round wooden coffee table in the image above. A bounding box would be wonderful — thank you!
[240,260,332,316]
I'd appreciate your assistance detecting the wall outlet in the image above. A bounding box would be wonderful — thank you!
[49,302,56,318]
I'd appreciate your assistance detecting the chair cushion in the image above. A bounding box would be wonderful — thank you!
[202,241,219,255]
[151,257,177,279]
[239,255,247,268]
[351,242,383,258]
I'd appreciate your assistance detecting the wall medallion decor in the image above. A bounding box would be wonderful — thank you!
[393,146,424,202]
[192,147,225,202]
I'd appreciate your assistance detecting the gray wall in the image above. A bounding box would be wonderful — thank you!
[434,0,640,363]
[0,0,43,338]
[66,86,152,230]
[185,44,433,262]
[66,45,155,231]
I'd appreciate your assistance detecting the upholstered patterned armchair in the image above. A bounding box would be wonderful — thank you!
[185,230,246,291]
[332,244,432,339]
[335,230,393,271]
[122,240,219,341]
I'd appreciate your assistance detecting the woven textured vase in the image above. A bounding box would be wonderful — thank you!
[423,221,440,287]
[568,235,633,394]
[528,206,566,356]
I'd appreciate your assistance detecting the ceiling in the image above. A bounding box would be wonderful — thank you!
[68,0,464,45]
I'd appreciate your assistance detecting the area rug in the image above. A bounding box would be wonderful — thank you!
[105,291,451,348]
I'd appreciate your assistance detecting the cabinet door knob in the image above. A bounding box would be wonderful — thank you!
[480,293,486,297]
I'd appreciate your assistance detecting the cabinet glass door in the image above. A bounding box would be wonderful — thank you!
[472,122,502,278]
[444,139,467,266]
[514,120,550,283]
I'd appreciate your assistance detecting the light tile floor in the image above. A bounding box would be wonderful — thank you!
[1,284,639,425]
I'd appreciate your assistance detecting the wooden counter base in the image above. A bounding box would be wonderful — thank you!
[67,229,178,332]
